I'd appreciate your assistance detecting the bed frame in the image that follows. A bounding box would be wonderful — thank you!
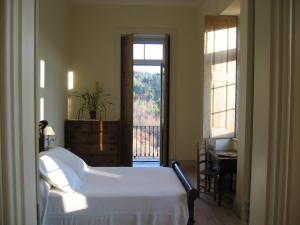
[39,120,48,152]
[171,161,198,225]
[38,121,198,224]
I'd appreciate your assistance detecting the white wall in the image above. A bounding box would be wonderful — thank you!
[38,0,70,146]
[69,4,203,161]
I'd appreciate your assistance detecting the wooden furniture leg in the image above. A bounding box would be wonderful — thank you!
[218,174,223,206]
[214,174,217,201]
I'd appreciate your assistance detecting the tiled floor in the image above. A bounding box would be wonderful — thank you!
[132,161,160,167]
[132,158,160,167]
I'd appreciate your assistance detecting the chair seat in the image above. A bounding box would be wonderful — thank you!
[199,168,218,176]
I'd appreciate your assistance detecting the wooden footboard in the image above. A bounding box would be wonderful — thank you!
[171,161,198,225]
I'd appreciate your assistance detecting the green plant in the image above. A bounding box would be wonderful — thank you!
[74,83,112,120]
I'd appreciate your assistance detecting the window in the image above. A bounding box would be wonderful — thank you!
[133,43,164,61]
[204,16,238,138]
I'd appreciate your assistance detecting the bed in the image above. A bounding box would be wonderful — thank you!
[39,121,198,225]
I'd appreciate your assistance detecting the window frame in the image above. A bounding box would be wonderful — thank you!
[133,36,166,66]
[204,17,239,139]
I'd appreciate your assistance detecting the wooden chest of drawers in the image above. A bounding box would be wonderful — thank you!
[65,120,120,166]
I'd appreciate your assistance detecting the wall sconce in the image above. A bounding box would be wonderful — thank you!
[44,125,55,150]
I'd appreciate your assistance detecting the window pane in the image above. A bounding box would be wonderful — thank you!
[134,44,144,60]
[226,109,236,133]
[212,112,226,129]
[212,85,226,113]
[145,44,163,60]
[206,31,215,54]
[228,27,237,50]
[133,65,161,74]
[213,61,227,73]
[214,28,228,52]
[227,85,236,109]
[227,60,236,85]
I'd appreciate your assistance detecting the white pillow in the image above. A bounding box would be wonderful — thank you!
[39,154,81,193]
[43,147,88,178]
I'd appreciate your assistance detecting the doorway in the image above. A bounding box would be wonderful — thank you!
[121,34,170,167]
[132,37,166,167]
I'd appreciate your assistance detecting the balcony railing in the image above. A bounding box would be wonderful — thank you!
[133,126,160,161]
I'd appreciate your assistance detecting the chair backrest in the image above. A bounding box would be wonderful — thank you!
[196,139,217,192]
[205,138,216,150]
[198,138,217,170]
[197,140,209,171]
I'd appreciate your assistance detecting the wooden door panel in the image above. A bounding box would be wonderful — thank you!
[121,34,134,166]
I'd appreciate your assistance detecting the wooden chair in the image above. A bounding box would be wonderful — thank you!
[196,140,218,200]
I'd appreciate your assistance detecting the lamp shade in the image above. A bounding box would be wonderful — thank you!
[44,125,55,136]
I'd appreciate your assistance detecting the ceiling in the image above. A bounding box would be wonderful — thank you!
[221,0,240,15]
[69,0,203,6]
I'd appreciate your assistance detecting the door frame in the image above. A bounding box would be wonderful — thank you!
[249,0,296,224]
[0,0,4,222]
[132,35,170,166]
[0,0,37,225]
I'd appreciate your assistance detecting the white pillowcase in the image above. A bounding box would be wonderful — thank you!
[39,154,81,193]
[42,147,88,178]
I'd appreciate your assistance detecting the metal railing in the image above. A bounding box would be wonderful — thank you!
[133,126,160,161]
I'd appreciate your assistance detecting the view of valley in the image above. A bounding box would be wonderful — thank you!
[133,70,161,126]
[133,68,161,159]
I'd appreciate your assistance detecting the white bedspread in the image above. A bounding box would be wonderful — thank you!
[43,167,188,225]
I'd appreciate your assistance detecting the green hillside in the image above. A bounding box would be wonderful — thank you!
[133,71,161,126]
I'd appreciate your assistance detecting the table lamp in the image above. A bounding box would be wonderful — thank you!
[44,125,55,150]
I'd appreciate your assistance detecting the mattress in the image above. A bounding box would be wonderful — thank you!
[42,166,189,225]
[40,178,51,223]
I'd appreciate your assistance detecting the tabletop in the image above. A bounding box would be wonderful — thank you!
[208,149,238,160]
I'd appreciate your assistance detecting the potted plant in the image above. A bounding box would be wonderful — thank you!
[74,83,112,120]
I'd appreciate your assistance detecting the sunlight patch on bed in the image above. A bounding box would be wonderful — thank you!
[62,193,88,213]
[87,168,121,179]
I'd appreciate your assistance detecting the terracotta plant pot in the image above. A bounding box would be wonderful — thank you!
[89,111,96,119]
